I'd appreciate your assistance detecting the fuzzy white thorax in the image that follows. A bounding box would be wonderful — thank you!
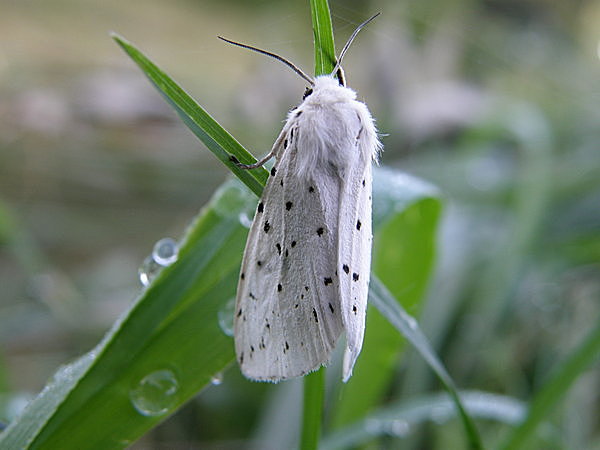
[283,76,380,179]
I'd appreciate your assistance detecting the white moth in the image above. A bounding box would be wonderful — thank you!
[224,15,381,382]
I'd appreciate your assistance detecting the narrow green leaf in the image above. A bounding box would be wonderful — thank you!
[112,33,268,197]
[500,318,600,450]
[300,4,335,448]
[300,368,325,450]
[322,391,525,450]
[0,181,256,449]
[310,0,336,75]
[369,278,485,450]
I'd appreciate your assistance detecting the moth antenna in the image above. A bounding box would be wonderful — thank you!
[218,36,314,86]
[331,13,380,78]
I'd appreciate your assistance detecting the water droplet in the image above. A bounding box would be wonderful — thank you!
[138,255,161,287]
[212,181,257,226]
[130,369,179,417]
[403,313,418,331]
[238,211,253,228]
[218,298,236,337]
[211,372,224,385]
[152,238,179,266]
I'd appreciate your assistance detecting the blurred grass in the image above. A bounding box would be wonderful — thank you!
[1,0,599,448]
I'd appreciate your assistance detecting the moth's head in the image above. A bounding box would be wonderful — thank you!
[302,65,345,100]
[302,75,357,104]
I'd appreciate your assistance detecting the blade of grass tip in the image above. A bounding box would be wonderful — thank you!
[300,368,325,450]
[111,33,268,197]
[500,318,600,450]
[310,0,336,75]
[369,277,485,450]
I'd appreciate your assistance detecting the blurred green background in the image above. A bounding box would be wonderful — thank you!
[1,0,599,448]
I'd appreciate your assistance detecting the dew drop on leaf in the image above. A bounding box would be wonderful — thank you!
[152,237,179,266]
[138,255,160,287]
[218,298,236,337]
[130,369,179,417]
[238,211,253,228]
[210,372,224,385]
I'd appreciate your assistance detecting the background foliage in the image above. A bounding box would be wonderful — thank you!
[0,0,599,448]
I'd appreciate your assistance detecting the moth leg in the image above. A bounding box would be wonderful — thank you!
[232,127,288,170]
[234,151,276,170]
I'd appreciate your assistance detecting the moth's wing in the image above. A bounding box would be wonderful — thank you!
[337,112,375,382]
[234,128,343,382]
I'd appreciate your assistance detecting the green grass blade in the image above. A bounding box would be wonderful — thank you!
[112,33,268,197]
[499,318,600,450]
[310,0,336,75]
[300,368,325,450]
[369,278,485,450]
[322,391,525,450]
[0,180,255,449]
[299,3,335,449]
